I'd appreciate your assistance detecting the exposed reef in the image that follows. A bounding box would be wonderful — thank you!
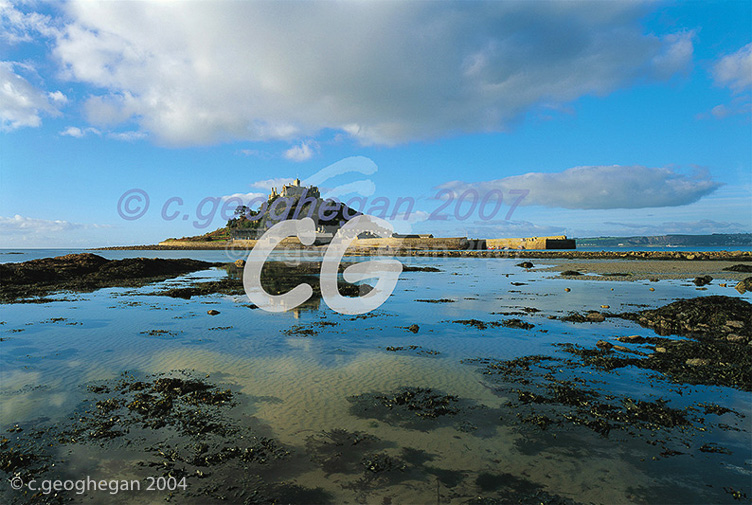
[0,253,216,303]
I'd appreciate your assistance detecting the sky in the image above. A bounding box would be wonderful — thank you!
[0,0,750,247]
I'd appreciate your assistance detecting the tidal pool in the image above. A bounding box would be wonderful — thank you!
[1,253,750,504]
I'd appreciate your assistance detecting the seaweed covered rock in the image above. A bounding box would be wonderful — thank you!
[348,387,464,430]
[621,296,751,338]
[603,296,752,390]
[0,371,313,504]
[0,253,216,302]
[692,275,712,286]
[723,264,752,273]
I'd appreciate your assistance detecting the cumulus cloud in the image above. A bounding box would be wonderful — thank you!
[283,141,318,162]
[436,165,721,210]
[0,61,66,130]
[60,125,100,137]
[0,0,59,43]
[39,1,693,146]
[713,42,752,92]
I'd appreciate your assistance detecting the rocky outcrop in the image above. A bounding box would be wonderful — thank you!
[0,253,216,302]
[620,296,750,339]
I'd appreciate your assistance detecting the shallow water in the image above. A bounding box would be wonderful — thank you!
[1,254,750,504]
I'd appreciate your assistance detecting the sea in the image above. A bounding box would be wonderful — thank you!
[1,248,750,504]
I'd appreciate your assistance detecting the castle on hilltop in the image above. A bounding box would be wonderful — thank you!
[268,178,320,202]
[230,179,357,242]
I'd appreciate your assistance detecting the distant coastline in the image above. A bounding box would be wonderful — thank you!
[91,232,752,257]
[576,233,752,248]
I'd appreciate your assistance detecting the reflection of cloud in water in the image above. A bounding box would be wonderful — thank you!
[0,370,49,421]
[139,347,498,433]
[136,346,653,504]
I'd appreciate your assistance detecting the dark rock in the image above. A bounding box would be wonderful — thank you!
[502,319,535,330]
[207,310,220,315]
[454,319,500,330]
[0,253,216,302]
[693,275,712,286]
[407,324,419,333]
[620,296,750,339]
[402,265,441,272]
[722,264,752,273]
[516,262,534,269]
[615,296,752,390]
[561,312,587,323]
[735,277,752,294]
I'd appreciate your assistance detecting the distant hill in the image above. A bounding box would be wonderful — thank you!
[576,233,752,248]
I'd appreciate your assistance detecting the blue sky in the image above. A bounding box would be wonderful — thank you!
[1,0,750,247]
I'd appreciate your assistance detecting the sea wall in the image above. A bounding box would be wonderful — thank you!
[486,236,575,250]
[153,236,574,251]
[351,237,473,250]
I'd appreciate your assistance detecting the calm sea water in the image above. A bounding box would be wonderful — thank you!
[1,250,750,503]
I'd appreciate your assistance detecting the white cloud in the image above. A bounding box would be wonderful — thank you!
[283,140,318,162]
[0,61,66,131]
[107,130,146,141]
[60,126,84,137]
[436,165,721,210]
[0,0,59,43]
[696,97,751,121]
[649,31,694,79]
[0,214,109,235]
[60,125,100,137]
[43,1,692,146]
[0,214,114,247]
[713,42,752,92]
[48,91,67,104]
